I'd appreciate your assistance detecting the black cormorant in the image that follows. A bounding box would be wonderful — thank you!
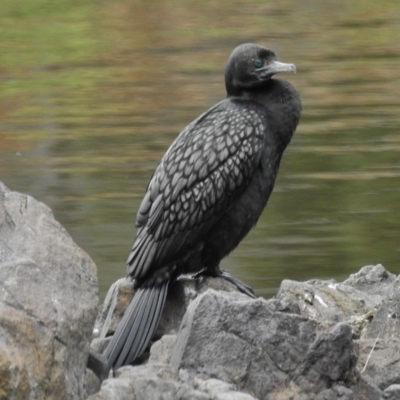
[104,43,302,370]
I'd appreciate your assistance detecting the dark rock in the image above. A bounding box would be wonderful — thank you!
[86,350,109,382]
[351,375,381,400]
[0,182,98,399]
[311,379,382,400]
[295,323,355,390]
[315,385,354,400]
[85,369,103,398]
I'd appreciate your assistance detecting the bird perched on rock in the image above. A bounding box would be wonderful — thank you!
[104,43,301,370]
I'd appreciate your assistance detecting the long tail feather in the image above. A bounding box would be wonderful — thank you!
[104,281,169,370]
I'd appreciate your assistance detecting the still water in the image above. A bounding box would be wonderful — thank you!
[1,0,400,298]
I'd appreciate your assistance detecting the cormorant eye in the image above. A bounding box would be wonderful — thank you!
[254,59,263,68]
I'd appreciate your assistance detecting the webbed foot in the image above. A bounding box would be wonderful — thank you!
[192,267,256,299]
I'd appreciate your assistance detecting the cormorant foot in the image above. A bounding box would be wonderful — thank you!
[217,269,256,298]
[192,268,256,299]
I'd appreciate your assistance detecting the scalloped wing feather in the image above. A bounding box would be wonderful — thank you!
[128,100,267,280]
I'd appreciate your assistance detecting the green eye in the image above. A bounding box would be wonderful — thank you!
[254,59,263,68]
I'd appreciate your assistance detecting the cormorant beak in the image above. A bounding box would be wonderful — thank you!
[257,60,296,79]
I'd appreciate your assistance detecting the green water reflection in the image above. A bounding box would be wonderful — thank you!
[1,0,400,298]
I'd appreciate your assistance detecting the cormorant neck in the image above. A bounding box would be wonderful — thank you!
[227,78,301,148]
[225,77,270,99]
[226,79,296,106]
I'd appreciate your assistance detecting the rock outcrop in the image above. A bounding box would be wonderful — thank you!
[92,265,400,400]
[2,180,399,400]
[0,182,98,400]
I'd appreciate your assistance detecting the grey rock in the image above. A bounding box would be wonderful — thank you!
[170,289,355,399]
[4,181,399,400]
[356,338,400,391]
[351,377,381,400]
[343,264,396,297]
[213,392,256,400]
[353,273,400,392]
[316,389,338,400]
[275,265,398,341]
[93,277,134,341]
[298,323,355,386]
[315,388,338,400]
[194,378,233,395]
[88,363,209,400]
[314,380,381,400]
[85,369,103,397]
[363,274,400,340]
[293,394,314,400]
[85,351,109,394]
[381,384,400,400]
[149,334,177,364]
[333,385,354,398]
[0,182,98,399]
[315,385,355,400]
[92,264,400,400]
[194,378,257,400]
[89,363,258,400]
[276,278,377,335]
[94,274,242,357]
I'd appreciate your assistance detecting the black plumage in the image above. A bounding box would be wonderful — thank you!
[104,43,302,370]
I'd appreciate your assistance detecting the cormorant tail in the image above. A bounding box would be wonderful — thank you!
[104,281,169,370]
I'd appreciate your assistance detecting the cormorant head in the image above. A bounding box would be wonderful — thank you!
[225,43,296,96]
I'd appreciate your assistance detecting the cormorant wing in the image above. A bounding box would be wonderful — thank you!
[127,100,266,281]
